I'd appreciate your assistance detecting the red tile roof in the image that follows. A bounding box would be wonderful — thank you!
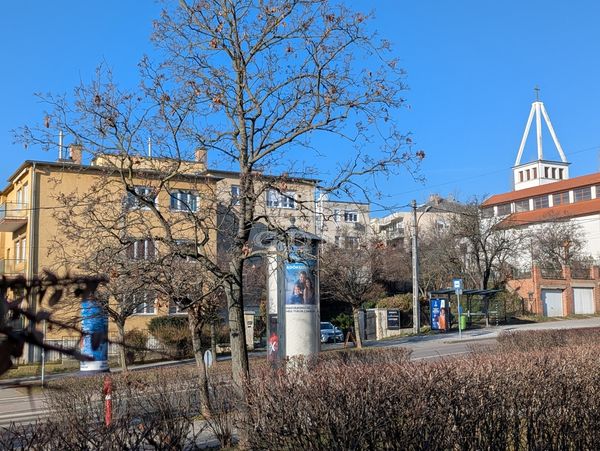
[499,198,600,227]
[482,172,600,207]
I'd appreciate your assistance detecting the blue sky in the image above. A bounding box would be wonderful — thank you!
[2,1,600,216]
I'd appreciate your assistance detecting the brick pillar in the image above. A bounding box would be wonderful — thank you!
[532,265,541,315]
[563,265,573,316]
[593,266,600,313]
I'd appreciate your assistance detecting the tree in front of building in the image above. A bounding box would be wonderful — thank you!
[20,0,421,412]
[320,241,386,348]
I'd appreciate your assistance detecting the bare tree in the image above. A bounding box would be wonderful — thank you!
[530,221,590,268]
[19,0,421,401]
[320,242,386,347]
[449,202,527,290]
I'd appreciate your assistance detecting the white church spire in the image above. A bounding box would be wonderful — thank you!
[512,88,569,191]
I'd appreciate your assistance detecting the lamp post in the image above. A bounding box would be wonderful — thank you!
[411,200,432,335]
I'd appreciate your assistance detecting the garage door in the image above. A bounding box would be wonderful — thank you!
[573,287,595,314]
[542,289,564,317]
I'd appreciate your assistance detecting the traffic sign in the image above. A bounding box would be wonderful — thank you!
[452,278,463,290]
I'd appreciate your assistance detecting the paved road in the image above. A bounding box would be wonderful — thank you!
[2,316,600,428]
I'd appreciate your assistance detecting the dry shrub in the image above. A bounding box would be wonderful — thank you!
[496,327,600,352]
[245,343,600,450]
[7,366,208,450]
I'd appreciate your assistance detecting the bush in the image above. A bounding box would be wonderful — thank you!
[148,316,192,359]
[123,328,148,365]
[245,341,600,450]
[376,293,413,310]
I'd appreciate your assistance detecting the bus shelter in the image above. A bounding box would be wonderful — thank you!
[429,288,502,329]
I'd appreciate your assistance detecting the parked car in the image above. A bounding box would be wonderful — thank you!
[320,322,344,343]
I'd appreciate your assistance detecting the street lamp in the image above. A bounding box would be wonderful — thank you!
[412,200,433,335]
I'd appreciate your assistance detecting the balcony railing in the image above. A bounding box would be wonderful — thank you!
[0,202,28,232]
[0,259,26,275]
[511,268,532,279]
[540,266,565,280]
[571,267,593,280]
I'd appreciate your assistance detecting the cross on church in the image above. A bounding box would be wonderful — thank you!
[534,85,540,101]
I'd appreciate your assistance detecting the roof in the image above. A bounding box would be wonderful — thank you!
[206,168,320,184]
[1,160,223,196]
[482,172,600,207]
[499,198,600,227]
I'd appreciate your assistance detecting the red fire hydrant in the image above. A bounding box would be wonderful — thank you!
[103,375,113,426]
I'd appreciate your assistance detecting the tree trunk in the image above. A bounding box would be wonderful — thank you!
[188,307,211,417]
[116,320,128,371]
[352,306,363,349]
[210,320,218,362]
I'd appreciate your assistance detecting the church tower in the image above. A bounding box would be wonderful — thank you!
[512,88,569,191]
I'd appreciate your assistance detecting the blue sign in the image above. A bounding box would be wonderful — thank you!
[80,299,109,372]
[452,278,463,290]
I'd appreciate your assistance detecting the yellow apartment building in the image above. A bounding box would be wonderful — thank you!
[1,147,319,362]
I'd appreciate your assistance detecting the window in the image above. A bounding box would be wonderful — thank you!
[544,167,549,178]
[134,292,156,315]
[532,168,537,179]
[333,209,340,222]
[344,211,358,222]
[496,203,511,216]
[514,199,530,212]
[526,169,530,180]
[14,238,26,263]
[558,168,564,179]
[553,191,569,206]
[552,168,557,179]
[345,236,359,249]
[168,301,186,315]
[230,185,240,206]
[574,187,591,202]
[127,239,156,260]
[533,195,549,210]
[519,171,524,182]
[266,190,295,209]
[125,186,156,210]
[481,207,493,218]
[435,220,448,230]
[170,190,198,212]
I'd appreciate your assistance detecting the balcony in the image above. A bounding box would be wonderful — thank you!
[0,202,28,232]
[0,259,26,275]
[386,228,405,240]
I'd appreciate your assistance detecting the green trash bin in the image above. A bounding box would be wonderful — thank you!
[459,314,467,330]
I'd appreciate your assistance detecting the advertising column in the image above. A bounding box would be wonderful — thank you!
[284,240,319,358]
[80,299,109,372]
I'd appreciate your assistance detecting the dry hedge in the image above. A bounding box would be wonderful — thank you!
[246,342,600,450]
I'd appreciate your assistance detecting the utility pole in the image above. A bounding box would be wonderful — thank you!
[411,200,419,334]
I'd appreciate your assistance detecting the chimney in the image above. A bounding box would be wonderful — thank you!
[195,148,207,166]
[69,144,83,164]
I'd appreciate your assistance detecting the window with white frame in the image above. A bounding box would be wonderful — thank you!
[333,209,340,222]
[170,190,198,212]
[345,236,359,249]
[168,300,187,315]
[553,191,569,206]
[514,199,530,212]
[533,195,549,210]
[127,239,156,260]
[496,203,511,216]
[266,190,296,209]
[134,292,156,315]
[574,186,591,203]
[124,186,156,210]
[231,185,240,206]
[344,211,358,223]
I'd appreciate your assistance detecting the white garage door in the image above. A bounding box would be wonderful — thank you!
[573,287,595,314]
[542,289,564,317]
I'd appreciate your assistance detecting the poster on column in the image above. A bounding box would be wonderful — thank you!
[80,299,109,372]
[285,253,319,357]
